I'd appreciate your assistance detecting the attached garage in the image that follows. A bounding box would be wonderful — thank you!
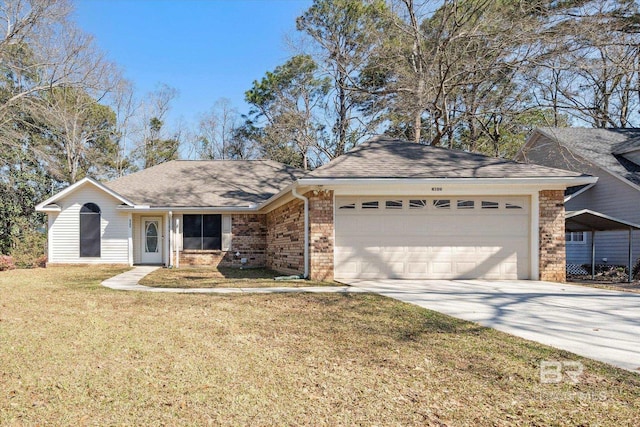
[334,196,531,280]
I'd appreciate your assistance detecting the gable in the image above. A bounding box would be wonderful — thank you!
[522,130,640,223]
[517,132,596,174]
[36,178,133,212]
[529,128,640,186]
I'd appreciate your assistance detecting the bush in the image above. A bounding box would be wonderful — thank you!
[633,258,640,280]
[0,255,16,271]
[11,229,46,269]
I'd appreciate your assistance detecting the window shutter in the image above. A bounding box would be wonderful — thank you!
[221,215,232,251]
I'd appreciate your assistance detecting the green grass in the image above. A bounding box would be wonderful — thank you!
[139,267,338,288]
[0,266,639,425]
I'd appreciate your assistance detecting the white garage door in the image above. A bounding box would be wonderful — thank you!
[335,196,530,280]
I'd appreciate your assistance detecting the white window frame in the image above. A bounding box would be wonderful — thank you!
[566,231,586,245]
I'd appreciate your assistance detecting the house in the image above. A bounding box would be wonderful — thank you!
[36,137,595,282]
[516,128,640,269]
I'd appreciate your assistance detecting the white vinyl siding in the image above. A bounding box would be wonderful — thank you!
[335,196,531,280]
[48,185,129,264]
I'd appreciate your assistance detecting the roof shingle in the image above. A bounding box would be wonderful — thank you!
[535,128,640,185]
[105,160,305,207]
[307,137,586,179]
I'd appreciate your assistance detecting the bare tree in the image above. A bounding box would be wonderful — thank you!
[133,83,180,168]
[110,79,137,177]
[0,0,117,117]
[195,98,240,160]
[297,0,386,157]
[33,86,118,183]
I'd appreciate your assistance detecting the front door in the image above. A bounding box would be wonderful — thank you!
[141,217,163,264]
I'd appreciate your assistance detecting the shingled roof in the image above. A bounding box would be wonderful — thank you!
[105,160,305,207]
[306,137,587,179]
[535,128,640,185]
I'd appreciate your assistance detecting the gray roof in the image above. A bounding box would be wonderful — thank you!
[307,137,586,179]
[566,209,640,232]
[106,160,305,207]
[535,128,640,185]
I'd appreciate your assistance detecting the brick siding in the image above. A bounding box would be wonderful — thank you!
[265,198,305,275]
[539,190,566,282]
[308,190,334,281]
[179,214,267,268]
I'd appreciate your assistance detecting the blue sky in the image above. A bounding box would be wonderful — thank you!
[74,0,312,125]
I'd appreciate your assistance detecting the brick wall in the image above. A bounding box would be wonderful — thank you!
[265,198,305,275]
[308,190,334,281]
[228,214,267,267]
[179,214,267,268]
[539,190,566,282]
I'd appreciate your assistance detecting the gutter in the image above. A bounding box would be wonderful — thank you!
[116,205,258,212]
[291,187,309,279]
[296,176,598,187]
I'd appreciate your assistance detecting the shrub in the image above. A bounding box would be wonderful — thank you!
[0,255,16,271]
[633,258,640,280]
[11,229,46,269]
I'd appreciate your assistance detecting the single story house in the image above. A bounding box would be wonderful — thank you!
[37,137,595,282]
[516,128,640,269]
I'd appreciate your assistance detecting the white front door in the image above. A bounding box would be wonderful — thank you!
[141,217,163,264]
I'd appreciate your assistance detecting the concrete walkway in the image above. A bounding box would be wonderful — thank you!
[101,266,365,294]
[345,279,640,372]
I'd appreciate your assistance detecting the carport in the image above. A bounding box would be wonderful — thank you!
[566,209,640,282]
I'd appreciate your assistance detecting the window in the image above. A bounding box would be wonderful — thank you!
[481,200,499,209]
[339,203,356,209]
[566,231,585,244]
[457,200,475,209]
[409,199,427,209]
[505,202,523,209]
[385,200,403,209]
[183,214,222,250]
[80,203,101,257]
[361,200,379,209]
[433,199,450,209]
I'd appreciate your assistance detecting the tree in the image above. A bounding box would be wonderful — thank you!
[110,79,137,177]
[0,0,119,148]
[528,0,640,128]
[344,0,560,157]
[195,98,241,160]
[34,86,119,184]
[245,55,331,169]
[296,0,387,158]
[142,117,179,168]
[134,84,181,168]
[0,0,123,261]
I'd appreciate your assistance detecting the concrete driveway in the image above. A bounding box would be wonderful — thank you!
[344,279,640,372]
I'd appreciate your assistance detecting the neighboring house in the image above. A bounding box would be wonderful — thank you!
[37,137,594,282]
[516,127,640,267]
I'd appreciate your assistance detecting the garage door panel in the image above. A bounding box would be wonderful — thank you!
[335,196,531,280]
[432,262,453,274]
[406,262,428,274]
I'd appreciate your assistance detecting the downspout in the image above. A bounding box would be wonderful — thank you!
[291,187,309,279]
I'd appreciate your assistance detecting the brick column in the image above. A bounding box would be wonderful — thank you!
[539,190,566,282]
[307,190,334,281]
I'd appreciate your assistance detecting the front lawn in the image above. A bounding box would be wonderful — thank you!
[139,266,336,288]
[1,267,639,425]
